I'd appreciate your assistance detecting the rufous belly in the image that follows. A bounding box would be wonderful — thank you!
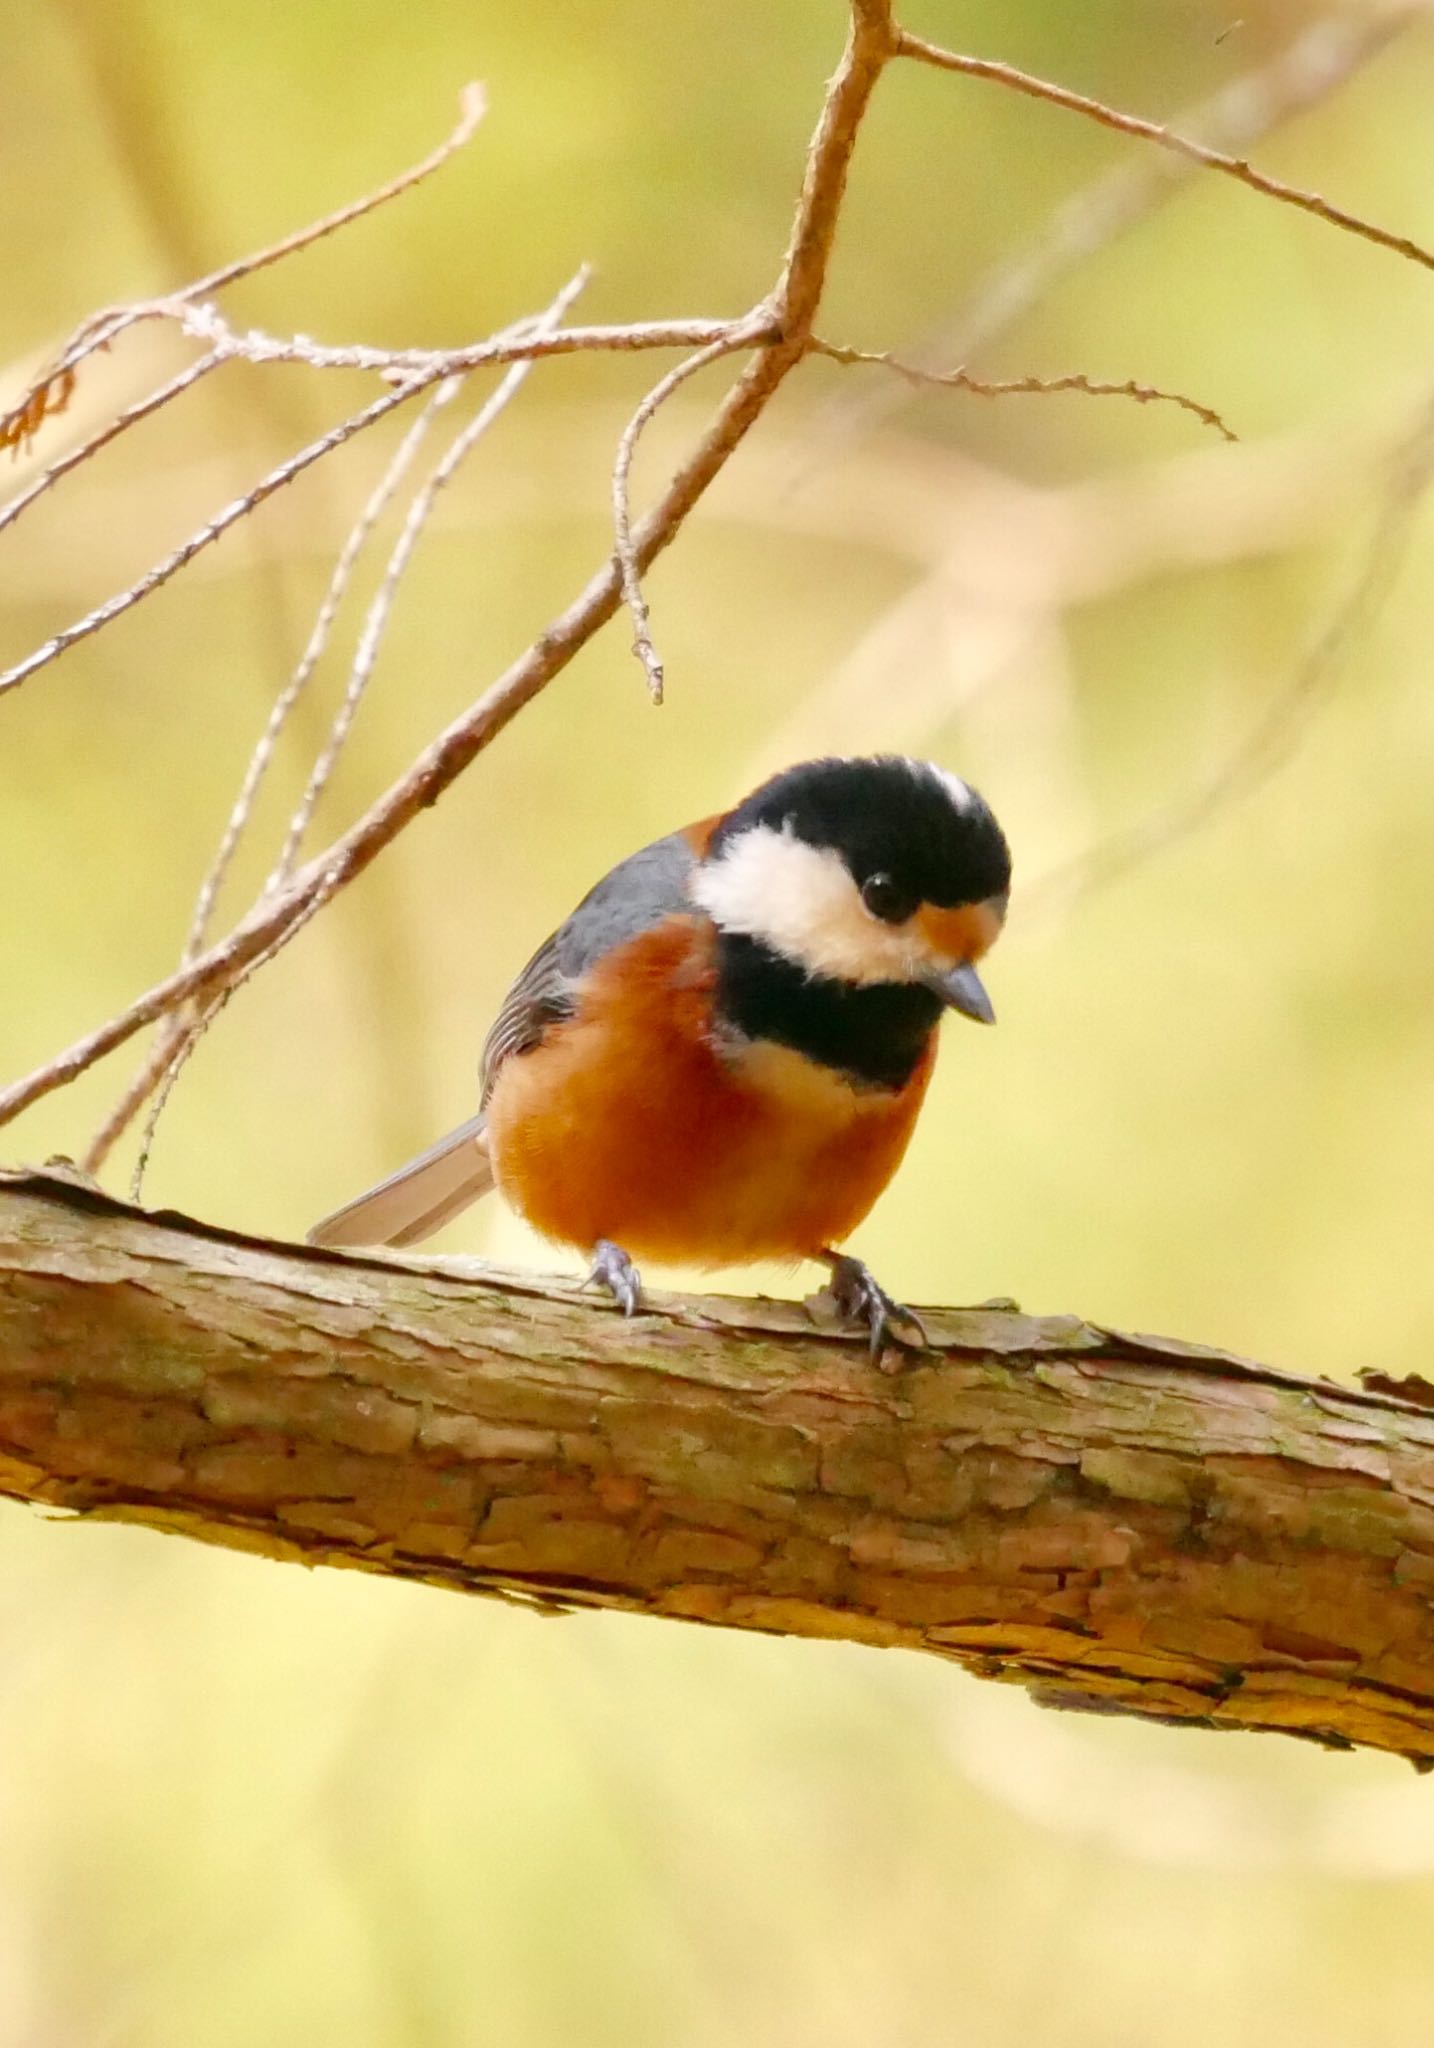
[483,919,933,1266]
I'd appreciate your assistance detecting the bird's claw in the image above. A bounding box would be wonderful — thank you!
[584,1239,644,1317]
[822,1253,928,1370]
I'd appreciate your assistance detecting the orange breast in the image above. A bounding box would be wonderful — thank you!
[483,916,934,1267]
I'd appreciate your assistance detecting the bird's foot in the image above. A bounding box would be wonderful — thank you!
[819,1251,929,1370]
[584,1239,644,1317]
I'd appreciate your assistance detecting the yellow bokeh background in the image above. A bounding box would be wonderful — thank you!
[6,1,1434,2042]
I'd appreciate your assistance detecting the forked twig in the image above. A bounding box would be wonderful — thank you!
[0,84,488,458]
[811,11,1417,461]
[88,278,591,1180]
[0,0,898,1132]
[6,0,1432,1150]
[0,314,763,699]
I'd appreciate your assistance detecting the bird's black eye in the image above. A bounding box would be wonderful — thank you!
[860,873,914,923]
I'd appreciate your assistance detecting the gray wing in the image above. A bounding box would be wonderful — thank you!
[477,936,572,1103]
[478,828,698,1102]
[308,830,699,1251]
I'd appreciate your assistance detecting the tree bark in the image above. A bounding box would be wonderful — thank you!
[4,1165,1434,1764]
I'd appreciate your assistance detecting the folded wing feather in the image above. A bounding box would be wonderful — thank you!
[306,1115,494,1248]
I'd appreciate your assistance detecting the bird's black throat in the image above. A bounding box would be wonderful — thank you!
[714,933,942,1090]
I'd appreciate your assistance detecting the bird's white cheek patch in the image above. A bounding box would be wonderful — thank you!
[692,826,934,984]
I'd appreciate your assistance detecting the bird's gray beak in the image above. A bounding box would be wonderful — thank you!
[927,961,995,1025]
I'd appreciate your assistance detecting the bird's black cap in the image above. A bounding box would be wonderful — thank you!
[710,755,1011,914]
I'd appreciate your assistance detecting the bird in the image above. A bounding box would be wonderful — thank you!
[308,754,1011,1358]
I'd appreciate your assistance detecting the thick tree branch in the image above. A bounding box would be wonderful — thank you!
[5,1167,1434,1767]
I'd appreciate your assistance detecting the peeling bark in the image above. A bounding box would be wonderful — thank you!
[3,1166,1434,1764]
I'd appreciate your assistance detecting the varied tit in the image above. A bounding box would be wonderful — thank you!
[309,754,1011,1356]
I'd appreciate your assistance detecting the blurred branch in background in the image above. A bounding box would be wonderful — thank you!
[1023,387,1434,921]
[9,1167,1434,1768]
[739,396,1414,850]
[3,0,1430,1182]
[948,1680,1434,1877]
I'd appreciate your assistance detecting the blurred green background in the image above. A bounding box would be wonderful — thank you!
[6,0,1434,2042]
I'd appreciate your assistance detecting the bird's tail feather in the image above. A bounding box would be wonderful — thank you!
[307,1115,494,1249]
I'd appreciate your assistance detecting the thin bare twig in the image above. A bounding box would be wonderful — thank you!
[129,866,347,1199]
[0,348,230,536]
[81,1027,184,1177]
[188,84,487,301]
[192,395,459,952]
[254,377,463,889]
[0,375,432,697]
[808,337,1237,442]
[81,386,461,1177]
[0,85,487,458]
[272,266,591,886]
[612,327,764,700]
[897,30,1434,277]
[171,303,745,380]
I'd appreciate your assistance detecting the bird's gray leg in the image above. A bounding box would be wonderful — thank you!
[818,1249,929,1368]
[584,1239,644,1316]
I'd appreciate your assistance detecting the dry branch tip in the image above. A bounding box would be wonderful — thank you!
[810,337,1237,442]
[1,365,76,458]
[896,29,1434,278]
